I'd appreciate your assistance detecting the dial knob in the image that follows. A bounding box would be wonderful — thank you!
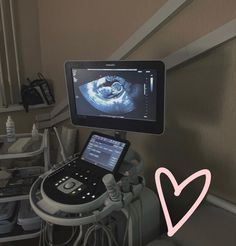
[64,181,75,189]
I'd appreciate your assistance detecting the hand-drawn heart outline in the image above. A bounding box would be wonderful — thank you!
[155,167,211,237]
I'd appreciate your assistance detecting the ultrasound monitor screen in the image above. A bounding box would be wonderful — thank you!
[72,68,157,121]
[65,61,165,134]
[80,134,127,172]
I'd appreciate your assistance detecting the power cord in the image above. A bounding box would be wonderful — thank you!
[138,197,143,246]
[73,225,83,246]
[39,221,77,246]
[122,205,131,246]
[53,126,66,162]
[83,222,120,246]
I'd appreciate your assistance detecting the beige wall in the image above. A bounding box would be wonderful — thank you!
[129,38,236,205]
[128,0,236,60]
[15,0,42,81]
[127,0,236,204]
[0,0,46,135]
[38,0,167,102]
[36,0,236,205]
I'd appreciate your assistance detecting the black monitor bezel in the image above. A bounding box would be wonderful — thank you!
[65,60,165,134]
[79,131,130,174]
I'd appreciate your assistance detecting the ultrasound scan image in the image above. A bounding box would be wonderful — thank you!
[79,76,142,114]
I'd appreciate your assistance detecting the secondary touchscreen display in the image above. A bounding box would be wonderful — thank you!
[80,134,126,172]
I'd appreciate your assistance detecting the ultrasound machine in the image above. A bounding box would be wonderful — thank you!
[30,60,165,246]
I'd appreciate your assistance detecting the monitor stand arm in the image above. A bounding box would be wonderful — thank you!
[114,130,127,140]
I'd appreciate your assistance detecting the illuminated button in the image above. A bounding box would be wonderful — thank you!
[62,178,65,181]
[59,180,62,183]
[82,196,86,199]
[80,175,83,178]
[78,188,82,191]
[87,192,90,196]
[92,182,97,186]
[84,177,88,180]
[72,191,76,194]
[92,195,95,199]
[55,183,58,186]
[65,176,69,179]
[76,173,79,176]
[64,182,76,189]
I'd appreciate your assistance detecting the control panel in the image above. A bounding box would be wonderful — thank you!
[41,132,129,206]
[42,158,105,204]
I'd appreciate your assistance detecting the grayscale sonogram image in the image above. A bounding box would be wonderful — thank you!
[79,76,142,114]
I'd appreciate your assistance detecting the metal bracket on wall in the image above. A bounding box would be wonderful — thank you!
[164,18,236,70]
[108,0,192,60]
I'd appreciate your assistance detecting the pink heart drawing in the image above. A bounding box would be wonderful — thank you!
[155,167,211,237]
